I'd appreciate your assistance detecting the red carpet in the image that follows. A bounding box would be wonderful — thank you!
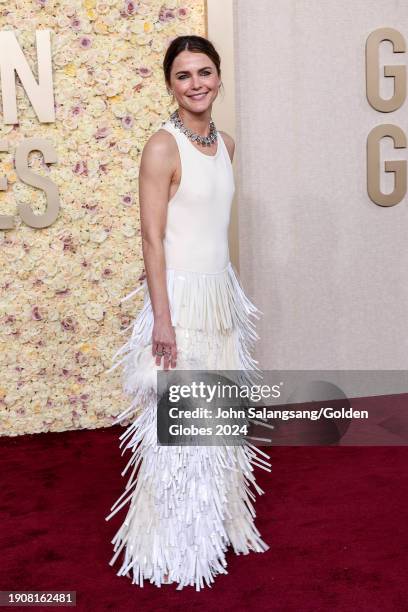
[1,428,407,611]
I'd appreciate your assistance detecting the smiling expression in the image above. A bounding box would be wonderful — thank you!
[168,50,221,111]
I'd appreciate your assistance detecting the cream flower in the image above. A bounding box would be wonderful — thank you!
[117,138,132,153]
[111,101,128,118]
[96,1,110,14]
[84,302,105,321]
[77,143,90,156]
[94,67,110,83]
[88,98,107,116]
[89,228,109,243]
[63,116,80,130]
[56,16,71,28]
[121,223,137,238]
[105,82,123,97]
[104,9,122,26]
[129,20,145,34]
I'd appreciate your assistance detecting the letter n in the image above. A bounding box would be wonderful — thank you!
[0,30,55,124]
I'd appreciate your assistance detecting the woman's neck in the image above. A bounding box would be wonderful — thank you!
[176,107,212,137]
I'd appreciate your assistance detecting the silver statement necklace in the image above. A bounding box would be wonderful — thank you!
[169,109,218,148]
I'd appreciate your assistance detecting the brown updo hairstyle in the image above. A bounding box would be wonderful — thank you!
[163,35,224,101]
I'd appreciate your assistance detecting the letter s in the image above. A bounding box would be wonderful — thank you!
[15,137,60,228]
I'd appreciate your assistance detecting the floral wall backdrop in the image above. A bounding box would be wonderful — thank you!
[0,0,206,435]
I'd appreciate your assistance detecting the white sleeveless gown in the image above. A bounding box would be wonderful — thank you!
[105,119,271,591]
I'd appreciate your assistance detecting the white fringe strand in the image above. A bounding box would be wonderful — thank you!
[105,263,271,591]
[106,262,263,389]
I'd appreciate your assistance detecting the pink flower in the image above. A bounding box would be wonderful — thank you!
[70,16,81,30]
[79,36,92,49]
[177,7,189,20]
[61,317,76,332]
[119,313,132,330]
[95,126,110,139]
[73,160,88,176]
[122,193,134,206]
[123,0,137,16]
[159,7,176,22]
[31,306,43,321]
[121,114,134,129]
[62,234,76,253]
[138,65,152,78]
[71,104,84,116]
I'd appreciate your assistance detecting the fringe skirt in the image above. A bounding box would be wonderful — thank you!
[104,262,271,591]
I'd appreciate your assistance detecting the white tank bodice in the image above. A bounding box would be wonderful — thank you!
[159,119,235,274]
[108,121,262,369]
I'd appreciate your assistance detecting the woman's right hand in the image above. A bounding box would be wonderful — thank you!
[152,316,177,370]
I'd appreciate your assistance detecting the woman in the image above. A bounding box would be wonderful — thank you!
[105,35,271,591]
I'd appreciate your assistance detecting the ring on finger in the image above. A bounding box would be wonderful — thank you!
[156,348,170,356]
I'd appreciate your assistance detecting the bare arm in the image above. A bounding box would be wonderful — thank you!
[139,131,177,369]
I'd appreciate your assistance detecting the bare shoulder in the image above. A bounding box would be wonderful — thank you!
[219,130,235,162]
[140,128,177,175]
[142,128,176,158]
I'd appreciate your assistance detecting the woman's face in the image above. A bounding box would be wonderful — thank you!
[169,50,221,113]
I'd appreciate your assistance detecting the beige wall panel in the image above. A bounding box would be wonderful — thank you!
[233,0,408,369]
[206,0,239,268]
